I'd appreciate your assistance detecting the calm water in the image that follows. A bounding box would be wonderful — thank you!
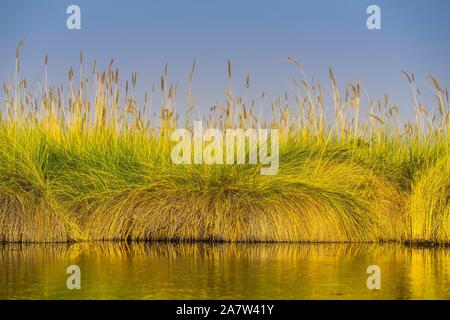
[1,242,450,299]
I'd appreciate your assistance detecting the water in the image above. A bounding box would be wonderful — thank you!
[1,242,450,299]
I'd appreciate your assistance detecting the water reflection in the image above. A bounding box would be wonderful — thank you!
[1,242,449,299]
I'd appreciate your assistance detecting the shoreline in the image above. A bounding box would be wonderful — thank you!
[2,239,450,247]
[1,55,449,245]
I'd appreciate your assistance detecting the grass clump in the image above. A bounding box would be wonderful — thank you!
[0,45,449,243]
[409,155,450,242]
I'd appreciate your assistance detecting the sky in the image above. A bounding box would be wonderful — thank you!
[0,0,449,121]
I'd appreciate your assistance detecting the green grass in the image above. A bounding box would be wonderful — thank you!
[0,49,449,243]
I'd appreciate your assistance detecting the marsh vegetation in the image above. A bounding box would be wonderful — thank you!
[0,44,449,243]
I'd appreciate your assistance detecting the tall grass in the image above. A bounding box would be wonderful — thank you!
[0,44,449,243]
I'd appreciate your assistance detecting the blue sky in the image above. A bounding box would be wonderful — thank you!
[0,0,449,120]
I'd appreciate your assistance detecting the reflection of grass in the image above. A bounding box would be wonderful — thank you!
[0,46,449,242]
[1,243,450,299]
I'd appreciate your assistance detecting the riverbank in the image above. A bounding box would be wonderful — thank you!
[1,53,449,243]
[1,120,448,243]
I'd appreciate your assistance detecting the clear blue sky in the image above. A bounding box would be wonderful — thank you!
[0,0,449,120]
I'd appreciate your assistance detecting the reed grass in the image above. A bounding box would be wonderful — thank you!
[0,44,449,243]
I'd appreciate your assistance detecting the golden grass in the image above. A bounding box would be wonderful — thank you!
[409,155,450,242]
[0,43,449,243]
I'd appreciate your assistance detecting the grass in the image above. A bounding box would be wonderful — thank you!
[0,45,449,243]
